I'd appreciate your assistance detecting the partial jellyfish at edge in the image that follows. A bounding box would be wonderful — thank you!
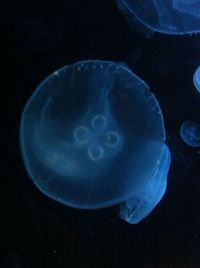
[116,0,200,36]
[20,60,171,224]
[180,121,200,147]
[193,66,200,93]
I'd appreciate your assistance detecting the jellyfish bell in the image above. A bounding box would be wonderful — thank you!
[193,66,200,93]
[173,0,200,18]
[116,0,200,35]
[20,60,171,224]
[180,121,200,147]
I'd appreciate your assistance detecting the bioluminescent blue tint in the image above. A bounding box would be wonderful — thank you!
[193,66,200,93]
[20,60,171,224]
[119,144,171,224]
[180,121,200,147]
[116,0,200,35]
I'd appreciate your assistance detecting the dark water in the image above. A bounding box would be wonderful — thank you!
[1,0,200,267]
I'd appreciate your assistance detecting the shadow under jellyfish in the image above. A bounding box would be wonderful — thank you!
[20,60,171,224]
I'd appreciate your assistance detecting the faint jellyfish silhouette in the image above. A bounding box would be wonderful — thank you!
[193,66,200,93]
[20,60,171,224]
[180,121,200,147]
[116,0,200,35]
[167,135,192,179]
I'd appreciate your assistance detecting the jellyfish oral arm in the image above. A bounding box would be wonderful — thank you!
[119,144,171,224]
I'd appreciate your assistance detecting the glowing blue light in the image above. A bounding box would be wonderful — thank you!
[180,121,200,147]
[20,60,171,224]
[193,66,200,93]
[116,0,200,35]
[119,144,171,224]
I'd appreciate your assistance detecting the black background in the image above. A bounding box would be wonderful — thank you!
[1,0,200,267]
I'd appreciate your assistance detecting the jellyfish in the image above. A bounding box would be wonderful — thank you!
[193,66,200,93]
[20,60,171,224]
[180,121,200,147]
[116,0,200,35]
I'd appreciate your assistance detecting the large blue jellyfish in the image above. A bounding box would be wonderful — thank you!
[193,66,200,93]
[20,60,171,224]
[180,121,200,147]
[116,0,200,35]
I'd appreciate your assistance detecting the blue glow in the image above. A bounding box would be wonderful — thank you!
[193,66,200,93]
[119,144,171,224]
[20,60,171,224]
[116,0,200,35]
[180,121,200,147]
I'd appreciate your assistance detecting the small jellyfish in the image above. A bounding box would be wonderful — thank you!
[193,66,200,93]
[116,0,200,35]
[20,60,171,224]
[180,121,200,147]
